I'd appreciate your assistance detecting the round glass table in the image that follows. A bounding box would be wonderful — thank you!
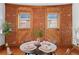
[20,41,57,55]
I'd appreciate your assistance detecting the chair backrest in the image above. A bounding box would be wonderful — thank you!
[7,47,13,55]
[52,40,56,44]
[49,39,57,45]
[5,43,13,55]
[65,48,71,55]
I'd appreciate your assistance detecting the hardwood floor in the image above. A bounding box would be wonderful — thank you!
[0,47,24,55]
[0,46,79,55]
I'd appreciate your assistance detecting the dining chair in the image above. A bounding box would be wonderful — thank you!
[5,43,13,55]
[52,51,56,55]
[65,48,71,55]
[52,40,57,45]
[48,39,57,45]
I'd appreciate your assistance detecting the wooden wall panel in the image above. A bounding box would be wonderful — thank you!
[32,7,45,40]
[5,4,17,46]
[60,4,72,47]
[5,4,72,47]
[16,6,33,45]
[45,7,62,47]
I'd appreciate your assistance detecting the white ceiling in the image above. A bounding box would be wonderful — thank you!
[13,3,70,6]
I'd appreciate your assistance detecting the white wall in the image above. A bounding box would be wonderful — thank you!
[0,3,5,46]
[72,3,79,45]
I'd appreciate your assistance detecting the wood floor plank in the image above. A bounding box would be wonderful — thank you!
[0,47,79,55]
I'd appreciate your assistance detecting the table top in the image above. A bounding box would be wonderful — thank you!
[39,41,57,53]
[20,43,37,53]
[20,41,57,54]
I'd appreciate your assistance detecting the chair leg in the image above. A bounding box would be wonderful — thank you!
[52,52,56,55]
[49,52,52,55]
[25,53,27,55]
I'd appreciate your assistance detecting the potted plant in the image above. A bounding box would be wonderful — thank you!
[2,21,12,55]
[2,21,12,35]
[33,29,44,41]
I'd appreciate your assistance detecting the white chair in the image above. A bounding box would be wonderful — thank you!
[65,48,71,55]
[49,39,57,45]
[5,43,13,55]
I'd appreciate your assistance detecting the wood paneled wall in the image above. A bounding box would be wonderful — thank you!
[32,7,46,41]
[5,4,18,46]
[16,6,33,45]
[5,4,72,47]
[60,4,72,47]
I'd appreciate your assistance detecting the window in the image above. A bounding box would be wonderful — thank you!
[47,13,59,28]
[18,13,31,29]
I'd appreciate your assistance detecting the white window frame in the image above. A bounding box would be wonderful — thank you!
[47,13,60,29]
[18,12,31,29]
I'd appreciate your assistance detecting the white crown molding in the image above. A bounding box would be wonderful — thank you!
[11,3,70,6]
